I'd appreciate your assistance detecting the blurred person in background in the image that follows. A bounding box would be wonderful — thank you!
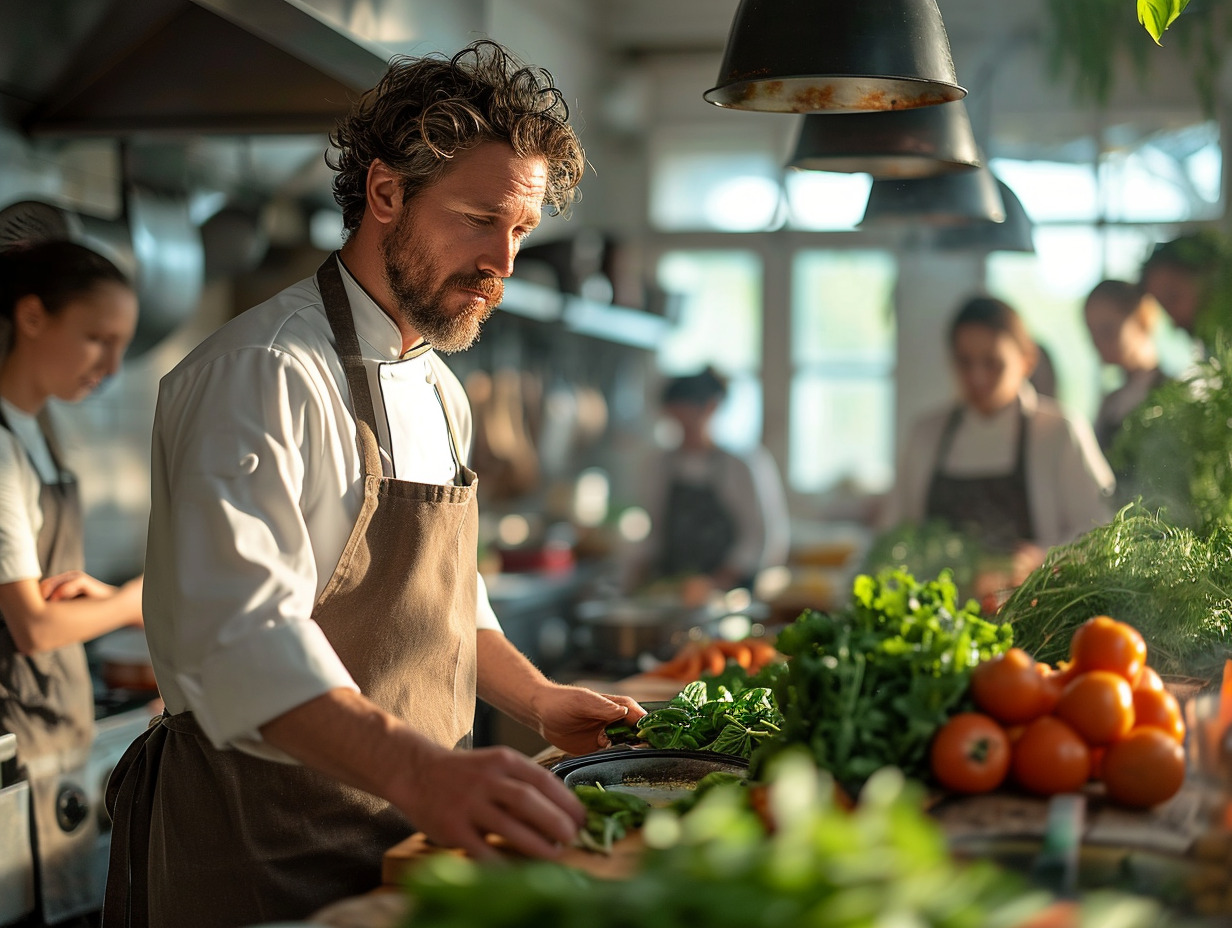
[0,240,143,926]
[881,295,1114,587]
[632,366,790,597]
[1139,229,1232,348]
[1083,279,1168,456]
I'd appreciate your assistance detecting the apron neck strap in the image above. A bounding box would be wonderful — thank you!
[316,252,384,480]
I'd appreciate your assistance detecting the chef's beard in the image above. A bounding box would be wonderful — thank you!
[380,210,503,353]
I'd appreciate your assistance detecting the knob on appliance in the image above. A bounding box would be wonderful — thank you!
[55,784,89,833]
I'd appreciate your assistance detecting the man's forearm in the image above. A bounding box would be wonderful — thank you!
[259,687,436,807]
[475,629,553,731]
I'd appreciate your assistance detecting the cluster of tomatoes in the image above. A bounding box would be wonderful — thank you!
[930,615,1187,808]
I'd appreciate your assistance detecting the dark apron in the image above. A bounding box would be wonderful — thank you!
[659,452,738,579]
[924,403,1035,554]
[102,253,480,928]
[0,407,97,925]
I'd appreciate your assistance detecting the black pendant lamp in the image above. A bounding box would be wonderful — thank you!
[788,101,981,178]
[859,162,1005,227]
[704,0,966,113]
[934,179,1035,253]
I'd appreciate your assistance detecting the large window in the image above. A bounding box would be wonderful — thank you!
[790,251,897,494]
[655,250,763,451]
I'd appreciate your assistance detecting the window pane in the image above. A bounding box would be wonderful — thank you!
[656,251,762,375]
[791,250,896,367]
[790,376,893,493]
[991,158,1099,222]
[649,128,785,231]
[784,171,873,231]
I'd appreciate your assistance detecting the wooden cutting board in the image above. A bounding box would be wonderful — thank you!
[382,829,647,886]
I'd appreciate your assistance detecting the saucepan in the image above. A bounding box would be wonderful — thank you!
[93,628,158,693]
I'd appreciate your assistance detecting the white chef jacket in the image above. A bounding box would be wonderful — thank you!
[880,383,1115,550]
[144,261,502,758]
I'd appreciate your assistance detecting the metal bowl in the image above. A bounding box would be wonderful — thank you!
[552,748,748,805]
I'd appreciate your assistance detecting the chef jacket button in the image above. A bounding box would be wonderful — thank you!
[239,453,259,474]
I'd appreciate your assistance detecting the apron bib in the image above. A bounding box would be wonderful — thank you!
[0,408,96,925]
[659,452,737,579]
[924,403,1035,554]
[103,253,479,928]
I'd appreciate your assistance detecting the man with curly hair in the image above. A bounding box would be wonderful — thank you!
[103,41,643,927]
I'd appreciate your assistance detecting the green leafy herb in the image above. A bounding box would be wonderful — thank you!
[572,784,650,855]
[622,680,783,759]
[753,568,1012,791]
[998,502,1232,680]
[399,751,1167,928]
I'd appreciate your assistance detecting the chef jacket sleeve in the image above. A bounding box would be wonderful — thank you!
[1049,412,1116,547]
[0,433,42,584]
[147,346,358,759]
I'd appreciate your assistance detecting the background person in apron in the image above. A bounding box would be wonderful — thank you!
[0,240,143,926]
[880,295,1114,590]
[632,367,789,598]
[104,41,644,928]
[1083,279,1170,457]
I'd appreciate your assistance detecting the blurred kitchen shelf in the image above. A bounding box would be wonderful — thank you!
[501,278,671,350]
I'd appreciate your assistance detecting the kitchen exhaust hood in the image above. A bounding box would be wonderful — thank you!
[2,0,393,136]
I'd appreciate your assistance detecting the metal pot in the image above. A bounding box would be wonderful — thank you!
[573,598,710,665]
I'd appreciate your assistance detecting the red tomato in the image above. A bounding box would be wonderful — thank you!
[1069,615,1147,686]
[1011,716,1092,796]
[1133,666,1165,693]
[1131,687,1186,743]
[1102,727,1186,808]
[971,648,1052,725]
[1054,670,1135,746]
[930,713,1011,794]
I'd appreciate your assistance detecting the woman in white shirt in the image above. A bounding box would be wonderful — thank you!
[0,240,142,924]
[1083,279,1168,456]
[882,296,1114,584]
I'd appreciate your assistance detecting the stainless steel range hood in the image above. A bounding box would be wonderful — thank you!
[2,0,392,136]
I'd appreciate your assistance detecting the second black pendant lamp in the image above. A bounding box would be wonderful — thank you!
[788,101,981,178]
[704,0,966,113]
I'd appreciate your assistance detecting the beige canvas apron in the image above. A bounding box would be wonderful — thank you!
[0,408,98,924]
[103,253,480,927]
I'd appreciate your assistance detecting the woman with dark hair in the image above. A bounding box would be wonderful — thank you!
[881,295,1114,582]
[1083,278,1168,454]
[0,239,142,925]
[635,366,789,593]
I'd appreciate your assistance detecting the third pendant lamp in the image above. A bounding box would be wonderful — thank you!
[859,161,1006,227]
[704,0,966,113]
[788,101,981,178]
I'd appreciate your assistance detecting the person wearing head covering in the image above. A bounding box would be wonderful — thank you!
[634,366,790,594]
[881,295,1114,583]
[1083,279,1168,455]
[0,240,143,925]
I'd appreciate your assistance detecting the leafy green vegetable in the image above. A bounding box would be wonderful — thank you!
[400,750,1170,928]
[572,784,650,855]
[753,568,1013,791]
[626,680,782,758]
[1111,343,1232,535]
[998,502,1232,680]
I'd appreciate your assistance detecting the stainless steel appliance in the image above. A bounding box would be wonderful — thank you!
[0,732,35,925]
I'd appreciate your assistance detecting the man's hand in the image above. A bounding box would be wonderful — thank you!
[261,689,588,863]
[530,685,647,756]
[394,742,586,861]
